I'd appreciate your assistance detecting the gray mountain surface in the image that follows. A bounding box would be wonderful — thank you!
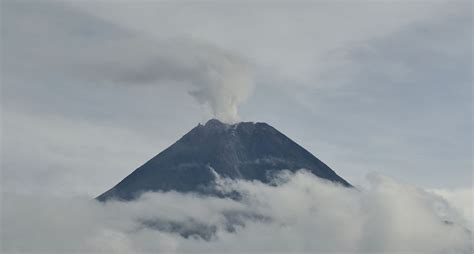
[97,119,351,201]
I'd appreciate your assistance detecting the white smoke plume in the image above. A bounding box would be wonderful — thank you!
[99,38,253,123]
[76,37,254,123]
[2,171,472,253]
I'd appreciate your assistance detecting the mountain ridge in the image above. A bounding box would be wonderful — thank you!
[97,119,351,201]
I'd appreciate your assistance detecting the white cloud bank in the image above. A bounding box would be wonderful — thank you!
[2,171,472,254]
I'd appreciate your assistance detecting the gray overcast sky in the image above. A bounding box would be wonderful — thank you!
[1,0,472,197]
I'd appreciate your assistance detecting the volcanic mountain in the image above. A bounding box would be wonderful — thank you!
[97,119,351,201]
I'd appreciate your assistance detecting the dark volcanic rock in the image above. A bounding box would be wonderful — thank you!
[97,119,351,201]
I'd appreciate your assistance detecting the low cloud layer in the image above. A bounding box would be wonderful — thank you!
[2,171,472,253]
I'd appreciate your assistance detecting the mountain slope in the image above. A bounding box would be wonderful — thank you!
[97,119,351,201]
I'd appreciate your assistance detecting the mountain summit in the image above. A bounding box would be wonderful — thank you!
[97,119,351,201]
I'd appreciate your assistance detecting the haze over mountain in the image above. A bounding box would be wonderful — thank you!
[98,119,351,201]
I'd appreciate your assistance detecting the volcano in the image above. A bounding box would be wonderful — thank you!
[97,119,351,201]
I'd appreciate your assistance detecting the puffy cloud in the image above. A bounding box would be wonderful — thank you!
[430,188,473,229]
[2,171,472,253]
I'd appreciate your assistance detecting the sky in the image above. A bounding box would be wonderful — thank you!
[2,0,471,196]
[1,0,473,253]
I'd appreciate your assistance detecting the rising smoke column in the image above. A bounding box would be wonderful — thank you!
[145,39,254,123]
[186,45,253,123]
[85,37,254,123]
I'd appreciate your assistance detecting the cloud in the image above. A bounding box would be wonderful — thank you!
[430,188,474,230]
[2,171,472,253]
